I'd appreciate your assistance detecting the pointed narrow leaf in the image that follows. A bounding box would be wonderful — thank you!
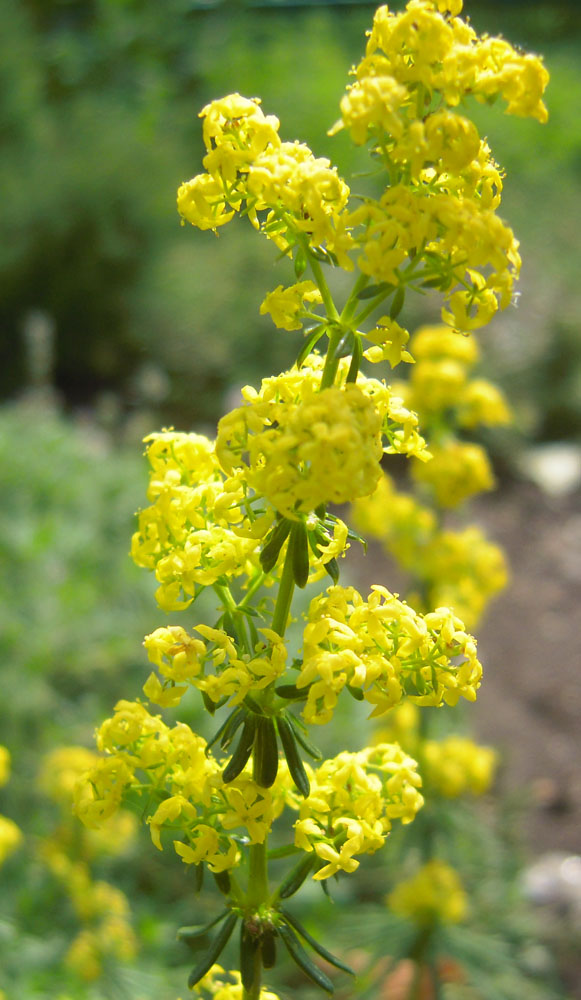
[285,713,323,760]
[254,716,279,788]
[206,706,245,756]
[356,281,394,300]
[333,330,355,360]
[389,285,405,320]
[277,715,310,798]
[187,912,238,989]
[280,907,355,975]
[262,927,277,968]
[278,921,334,994]
[290,521,310,589]
[275,683,309,701]
[324,557,340,584]
[213,870,231,895]
[278,853,317,899]
[346,335,362,384]
[260,518,292,574]
[297,325,326,369]
[294,247,307,278]
[222,716,256,783]
[178,909,229,945]
[240,922,260,991]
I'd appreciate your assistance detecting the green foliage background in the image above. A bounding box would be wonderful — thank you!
[1,0,580,436]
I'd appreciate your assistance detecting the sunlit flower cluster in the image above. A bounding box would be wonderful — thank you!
[131,430,270,612]
[143,624,287,708]
[74,701,294,872]
[178,93,353,265]
[299,585,482,724]
[217,356,429,520]
[329,0,548,329]
[295,745,423,879]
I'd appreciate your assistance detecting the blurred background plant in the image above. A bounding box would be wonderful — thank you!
[1,0,580,997]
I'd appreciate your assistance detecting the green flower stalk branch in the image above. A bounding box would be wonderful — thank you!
[73,2,548,997]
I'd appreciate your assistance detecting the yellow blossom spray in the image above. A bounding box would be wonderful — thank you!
[74,2,548,997]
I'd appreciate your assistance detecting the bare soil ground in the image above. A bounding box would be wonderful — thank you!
[352,480,581,858]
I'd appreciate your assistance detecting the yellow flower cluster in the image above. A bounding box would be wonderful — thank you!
[353,473,508,628]
[143,624,287,708]
[178,94,353,265]
[387,859,468,926]
[190,966,281,1000]
[74,701,293,872]
[131,430,270,612]
[393,325,512,428]
[299,584,482,724]
[0,745,22,866]
[295,745,423,879]
[216,356,429,519]
[332,0,548,329]
[375,703,497,799]
[422,735,497,797]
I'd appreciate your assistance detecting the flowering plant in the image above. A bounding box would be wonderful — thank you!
[74,2,547,997]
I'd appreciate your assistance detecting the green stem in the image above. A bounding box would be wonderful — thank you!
[319,326,343,390]
[239,571,266,608]
[214,583,253,655]
[308,252,339,323]
[271,541,296,639]
[339,271,370,324]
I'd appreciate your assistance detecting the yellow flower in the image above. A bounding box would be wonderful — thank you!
[259,281,322,331]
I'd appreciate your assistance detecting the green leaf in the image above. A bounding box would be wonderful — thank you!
[346,684,364,701]
[278,853,317,900]
[240,922,260,991]
[213,870,231,895]
[254,716,279,788]
[178,909,229,947]
[297,325,326,368]
[324,557,340,584]
[277,715,310,797]
[275,683,309,701]
[294,247,307,278]
[345,334,362,384]
[206,706,246,756]
[278,921,334,994]
[290,520,310,589]
[187,912,238,989]
[285,712,323,760]
[356,281,394,300]
[333,330,355,360]
[260,518,292,574]
[262,927,277,968]
[280,907,355,976]
[389,285,405,320]
[222,715,256,783]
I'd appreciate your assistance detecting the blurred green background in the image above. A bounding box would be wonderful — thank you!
[1,1,579,997]
[2,0,580,436]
